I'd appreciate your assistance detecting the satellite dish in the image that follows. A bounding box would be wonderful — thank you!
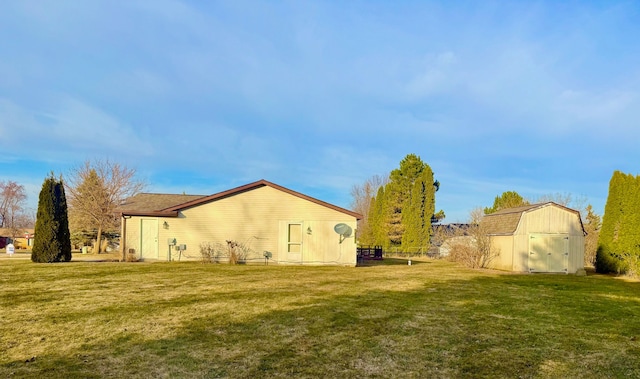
[334,223,352,243]
[334,223,352,236]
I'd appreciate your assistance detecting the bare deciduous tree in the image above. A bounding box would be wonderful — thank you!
[535,192,587,218]
[447,207,499,269]
[0,181,29,241]
[583,204,601,267]
[350,174,388,245]
[65,159,145,254]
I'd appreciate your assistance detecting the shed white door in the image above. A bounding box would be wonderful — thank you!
[529,234,568,273]
[140,219,159,260]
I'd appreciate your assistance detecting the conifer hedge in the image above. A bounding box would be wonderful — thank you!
[31,175,72,263]
[596,171,640,274]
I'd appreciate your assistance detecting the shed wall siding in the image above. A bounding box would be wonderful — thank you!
[513,206,584,273]
[489,235,514,271]
[514,206,583,236]
[568,234,585,273]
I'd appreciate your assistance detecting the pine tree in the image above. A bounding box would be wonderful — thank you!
[31,175,72,263]
[402,183,420,252]
[387,154,426,247]
[384,180,403,246]
[484,191,529,214]
[361,154,441,253]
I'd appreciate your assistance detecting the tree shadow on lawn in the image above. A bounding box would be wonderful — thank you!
[2,272,640,378]
[358,257,432,267]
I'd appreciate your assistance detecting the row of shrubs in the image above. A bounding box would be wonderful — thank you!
[199,240,252,264]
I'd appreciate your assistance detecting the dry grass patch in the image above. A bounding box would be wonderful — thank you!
[1,258,640,378]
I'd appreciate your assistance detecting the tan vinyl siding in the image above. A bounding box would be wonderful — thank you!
[489,235,513,271]
[514,206,583,235]
[124,186,357,266]
[124,220,141,257]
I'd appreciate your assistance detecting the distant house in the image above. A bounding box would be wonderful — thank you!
[118,180,361,266]
[437,235,475,257]
[0,229,34,249]
[482,202,585,274]
[431,223,473,257]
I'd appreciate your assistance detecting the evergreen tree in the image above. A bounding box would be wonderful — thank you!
[597,172,622,272]
[402,183,420,251]
[402,167,436,252]
[56,177,72,262]
[384,180,403,246]
[371,185,388,248]
[596,171,640,273]
[484,191,529,214]
[361,154,441,252]
[31,175,71,263]
[386,154,426,246]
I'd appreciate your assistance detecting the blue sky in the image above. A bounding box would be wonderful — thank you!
[1,1,639,222]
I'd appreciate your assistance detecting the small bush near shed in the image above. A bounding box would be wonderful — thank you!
[446,209,499,269]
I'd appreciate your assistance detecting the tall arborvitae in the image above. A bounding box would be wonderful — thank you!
[31,174,72,263]
[55,177,72,261]
[596,171,640,273]
[402,167,436,252]
[32,176,59,262]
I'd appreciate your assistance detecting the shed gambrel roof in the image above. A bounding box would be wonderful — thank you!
[481,202,585,235]
[119,179,362,220]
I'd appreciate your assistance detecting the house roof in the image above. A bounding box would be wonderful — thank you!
[0,228,35,237]
[482,202,585,235]
[117,193,206,217]
[119,179,362,220]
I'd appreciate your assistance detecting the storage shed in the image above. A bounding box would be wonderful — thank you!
[482,202,585,274]
[118,180,361,266]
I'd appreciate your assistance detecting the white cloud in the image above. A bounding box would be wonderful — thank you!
[405,51,459,99]
[554,89,636,123]
[0,96,154,160]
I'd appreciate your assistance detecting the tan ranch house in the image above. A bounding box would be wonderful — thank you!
[118,180,361,266]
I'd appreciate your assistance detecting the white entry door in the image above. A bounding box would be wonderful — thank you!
[286,223,303,263]
[529,234,568,273]
[140,219,159,260]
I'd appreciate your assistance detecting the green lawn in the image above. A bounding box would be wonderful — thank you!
[1,258,639,378]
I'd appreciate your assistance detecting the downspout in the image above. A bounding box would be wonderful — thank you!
[121,214,130,262]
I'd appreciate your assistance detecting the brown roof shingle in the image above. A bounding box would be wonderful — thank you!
[481,202,584,235]
[118,180,363,220]
[117,193,205,215]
